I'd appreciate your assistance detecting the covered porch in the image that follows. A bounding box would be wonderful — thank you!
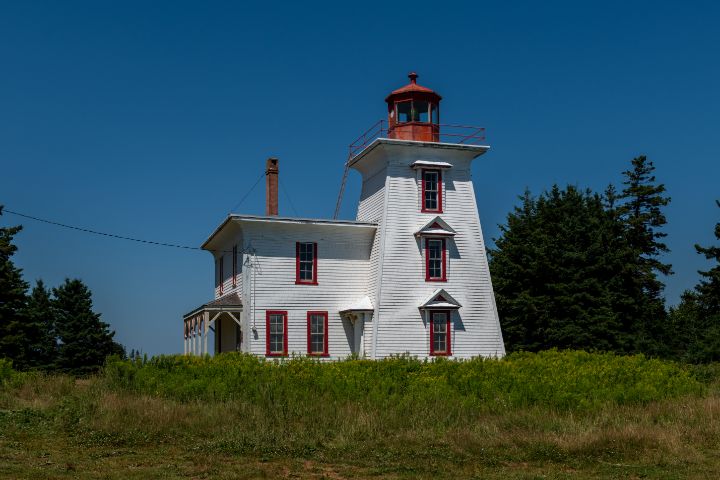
[339,296,374,356]
[182,293,243,355]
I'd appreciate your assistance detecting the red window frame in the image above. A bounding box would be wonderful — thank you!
[429,310,452,356]
[421,168,443,213]
[425,237,447,282]
[295,242,318,285]
[306,311,329,357]
[232,245,237,288]
[216,255,224,294]
[265,310,288,357]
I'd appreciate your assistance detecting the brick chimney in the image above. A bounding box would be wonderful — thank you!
[265,157,279,216]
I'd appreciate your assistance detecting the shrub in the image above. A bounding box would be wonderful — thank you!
[0,358,14,384]
[101,350,703,411]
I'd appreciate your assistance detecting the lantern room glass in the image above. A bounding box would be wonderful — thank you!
[395,100,438,124]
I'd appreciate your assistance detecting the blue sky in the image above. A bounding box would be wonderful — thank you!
[1,1,718,355]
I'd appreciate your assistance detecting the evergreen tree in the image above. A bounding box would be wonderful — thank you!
[617,156,672,354]
[0,206,30,369]
[694,200,720,313]
[668,201,720,363]
[25,280,58,370]
[53,278,124,375]
[490,185,632,352]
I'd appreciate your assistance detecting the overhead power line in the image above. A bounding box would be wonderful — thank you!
[1,208,373,254]
[2,209,203,251]
[0,169,274,254]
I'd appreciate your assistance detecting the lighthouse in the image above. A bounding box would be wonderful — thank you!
[348,73,505,359]
[185,73,505,360]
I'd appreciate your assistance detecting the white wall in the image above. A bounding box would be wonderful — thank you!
[236,221,375,359]
[214,231,243,299]
[352,142,505,359]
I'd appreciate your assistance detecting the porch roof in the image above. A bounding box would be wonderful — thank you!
[183,292,243,320]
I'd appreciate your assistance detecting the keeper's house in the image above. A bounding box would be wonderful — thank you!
[183,73,505,360]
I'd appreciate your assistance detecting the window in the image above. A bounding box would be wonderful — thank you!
[307,311,329,356]
[430,311,451,356]
[414,100,429,122]
[422,169,442,213]
[232,245,238,288]
[396,100,412,123]
[296,242,318,284]
[216,255,224,294]
[395,100,436,123]
[266,311,288,356]
[425,238,446,282]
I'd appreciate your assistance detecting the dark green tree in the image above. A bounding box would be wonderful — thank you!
[490,185,634,352]
[53,278,124,375]
[617,156,672,354]
[0,206,30,369]
[668,201,720,363]
[693,200,720,313]
[25,280,58,370]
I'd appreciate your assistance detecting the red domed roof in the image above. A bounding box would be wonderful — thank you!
[385,72,442,102]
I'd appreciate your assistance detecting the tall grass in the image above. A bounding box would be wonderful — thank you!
[102,350,703,410]
[1,351,719,477]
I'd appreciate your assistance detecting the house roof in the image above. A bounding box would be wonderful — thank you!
[202,214,377,250]
[183,292,243,319]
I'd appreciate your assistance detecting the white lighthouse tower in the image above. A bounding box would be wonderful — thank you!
[348,73,505,358]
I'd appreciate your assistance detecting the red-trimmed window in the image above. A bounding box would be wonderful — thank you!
[232,245,238,288]
[422,169,442,213]
[430,310,451,356]
[307,311,329,356]
[266,311,288,356]
[216,255,224,294]
[425,238,447,282]
[296,242,318,285]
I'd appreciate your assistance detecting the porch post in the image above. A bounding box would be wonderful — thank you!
[360,313,367,357]
[203,311,210,356]
[193,316,198,355]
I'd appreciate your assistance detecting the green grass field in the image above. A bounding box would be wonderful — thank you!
[1,351,719,479]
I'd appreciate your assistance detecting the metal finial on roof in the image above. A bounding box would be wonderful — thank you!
[408,72,418,84]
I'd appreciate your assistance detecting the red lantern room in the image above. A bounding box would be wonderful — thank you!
[386,72,441,142]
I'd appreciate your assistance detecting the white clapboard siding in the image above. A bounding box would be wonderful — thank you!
[349,140,506,359]
[355,163,388,316]
[217,221,376,360]
[199,139,504,361]
[214,233,243,299]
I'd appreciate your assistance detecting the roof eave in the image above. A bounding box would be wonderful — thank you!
[202,215,377,251]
